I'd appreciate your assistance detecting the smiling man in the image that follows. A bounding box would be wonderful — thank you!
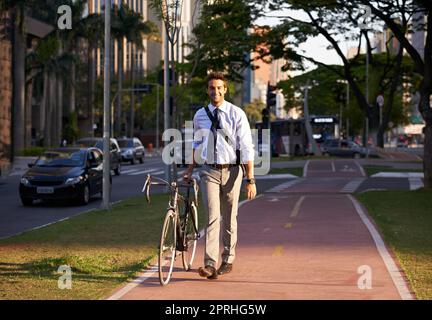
[183,72,256,280]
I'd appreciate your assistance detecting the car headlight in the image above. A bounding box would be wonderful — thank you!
[20,177,30,186]
[65,176,83,185]
[126,149,133,155]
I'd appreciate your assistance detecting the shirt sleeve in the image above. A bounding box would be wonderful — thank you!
[236,109,255,162]
[192,110,203,150]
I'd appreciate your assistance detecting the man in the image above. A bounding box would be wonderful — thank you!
[183,72,256,280]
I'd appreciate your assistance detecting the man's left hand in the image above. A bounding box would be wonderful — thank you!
[245,182,257,200]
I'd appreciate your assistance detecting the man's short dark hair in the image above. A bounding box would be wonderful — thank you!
[206,72,227,87]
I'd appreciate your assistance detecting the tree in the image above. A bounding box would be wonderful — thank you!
[352,0,432,187]
[112,3,159,137]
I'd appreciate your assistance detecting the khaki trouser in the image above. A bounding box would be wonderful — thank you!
[199,165,243,268]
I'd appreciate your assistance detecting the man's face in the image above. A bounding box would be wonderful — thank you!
[207,79,227,107]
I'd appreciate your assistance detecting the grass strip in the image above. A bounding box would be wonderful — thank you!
[355,189,432,299]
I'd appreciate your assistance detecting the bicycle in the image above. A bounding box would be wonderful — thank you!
[143,174,200,286]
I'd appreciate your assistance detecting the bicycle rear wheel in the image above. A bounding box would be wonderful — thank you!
[182,202,198,271]
[159,209,176,286]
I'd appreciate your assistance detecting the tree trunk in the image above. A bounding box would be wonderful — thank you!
[88,47,96,138]
[56,74,63,147]
[12,19,25,155]
[69,56,76,114]
[377,47,404,148]
[25,79,33,147]
[423,123,432,189]
[130,44,135,138]
[117,38,123,136]
[40,71,49,146]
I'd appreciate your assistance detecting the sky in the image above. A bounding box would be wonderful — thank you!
[255,9,359,75]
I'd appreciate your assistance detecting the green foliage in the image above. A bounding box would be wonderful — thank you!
[186,0,264,81]
[63,111,80,143]
[244,99,266,126]
[278,52,417,135]
[18,147,45,157]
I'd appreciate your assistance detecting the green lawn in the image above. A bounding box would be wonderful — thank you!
[356,189,432,299]
[0,194,205,300]
[269,167,303,177]
[363,165,423,177]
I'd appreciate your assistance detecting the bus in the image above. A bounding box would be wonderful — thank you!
[255,115,339,156]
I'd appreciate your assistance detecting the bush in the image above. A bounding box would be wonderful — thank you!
[18,147,46,157]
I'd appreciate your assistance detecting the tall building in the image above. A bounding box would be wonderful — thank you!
[88,0,199,77]
[246,27,291,119]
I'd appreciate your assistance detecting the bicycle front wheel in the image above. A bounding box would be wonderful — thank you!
[182,202,198,271]
[159,209,176,286]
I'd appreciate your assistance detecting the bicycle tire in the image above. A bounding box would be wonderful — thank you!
[159,209,176,286]
[182,202,198,271]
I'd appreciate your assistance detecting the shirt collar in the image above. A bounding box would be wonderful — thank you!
[208,100,227,114]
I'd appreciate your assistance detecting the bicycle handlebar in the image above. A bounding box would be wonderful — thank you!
[142,174,199,205]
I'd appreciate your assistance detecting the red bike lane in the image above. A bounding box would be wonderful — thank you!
[108,160,414,300]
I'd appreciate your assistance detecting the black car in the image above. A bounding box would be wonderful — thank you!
[117,137,145,164]
[76,137,122,175]
[19,147,110,206]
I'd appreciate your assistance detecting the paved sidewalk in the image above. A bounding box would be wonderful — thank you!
[108,160,414,300]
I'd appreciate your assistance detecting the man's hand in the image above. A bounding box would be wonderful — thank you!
[183,167,193,182]
[245,182,257,200]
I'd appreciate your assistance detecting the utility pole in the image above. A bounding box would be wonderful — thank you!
[164,25,171,186]
[303,82,321,156]
[101,0,111,210]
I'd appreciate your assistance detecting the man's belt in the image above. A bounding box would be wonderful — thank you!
[205,163,239,169]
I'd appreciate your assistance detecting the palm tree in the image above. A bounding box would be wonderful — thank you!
[112,3,159,137]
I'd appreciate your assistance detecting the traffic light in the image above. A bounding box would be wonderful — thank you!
[262,107,270,129]
[266,83,277,109]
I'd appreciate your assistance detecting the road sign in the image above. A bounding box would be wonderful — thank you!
[376,95,384,107]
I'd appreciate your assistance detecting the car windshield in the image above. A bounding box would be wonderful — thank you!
[118,140,133,148]
[35,150,85,167]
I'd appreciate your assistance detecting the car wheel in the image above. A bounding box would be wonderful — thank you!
[21,197,33,206]
[130,157,135,165]
[114,163,121,176]
[139,156,144,164]
[79,184,90,205]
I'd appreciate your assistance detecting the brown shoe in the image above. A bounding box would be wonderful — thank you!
[198,265,218,280]
[217,262,233,275]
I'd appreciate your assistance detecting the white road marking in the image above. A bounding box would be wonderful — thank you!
[347,195,414,300]
[256,173,298,180]
[121,169,141,174]
[341,178,366,193]
[128,168,160,176]
[371,172,423,178]
[303,160,310,177]
[290,196,306,218]
[355,161,366,177]
[266,179,302,193]
[409,177,424,190]
[331,161,336,172]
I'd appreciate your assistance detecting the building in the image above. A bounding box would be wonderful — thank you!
[245,27,291,119]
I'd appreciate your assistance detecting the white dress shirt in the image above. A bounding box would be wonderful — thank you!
[192,101,255,164]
